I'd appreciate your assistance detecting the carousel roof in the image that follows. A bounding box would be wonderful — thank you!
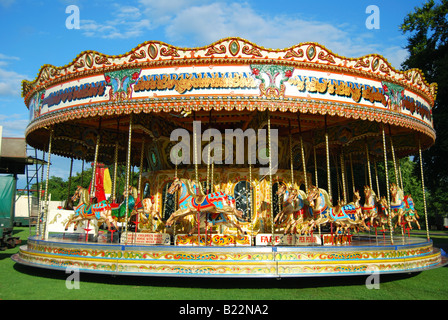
[21,38,437,166]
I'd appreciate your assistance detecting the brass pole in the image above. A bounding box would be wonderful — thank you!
[418,139,430,241]
[313,145,318,188]
[268,111,274,245]
[382,125,393,245]
[36,149,46,237]
[340,150,347,204]
[365,141,373,188]
[289,119,294,187]
[374,159,381,198]
[123,114,133,243]
[138,137,145,199]
[112,142,119,203]
[298,113,307,193]
[325,116,332,204]
[90,118,102,199]
[42,128,54,240]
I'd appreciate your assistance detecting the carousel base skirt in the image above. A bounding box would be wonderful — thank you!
[11,234,448,278]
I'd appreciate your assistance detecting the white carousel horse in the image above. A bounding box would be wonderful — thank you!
[165,178,246,236]
[65,186,118,231]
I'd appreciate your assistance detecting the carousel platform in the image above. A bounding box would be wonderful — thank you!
[11,233,448,278]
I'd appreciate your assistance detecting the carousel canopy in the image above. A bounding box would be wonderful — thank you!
[21,38,437,168]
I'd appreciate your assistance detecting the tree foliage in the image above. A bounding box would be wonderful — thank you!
[401,0,448,227]
[33,165,141,205]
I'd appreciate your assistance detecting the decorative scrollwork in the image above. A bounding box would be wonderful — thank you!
[379,63,390,75]
[283,48,304,59]
[242,45,262,57]
[128,49,146,62]
[205,45,226,56]
[95,55,111,65]
[354,58,370,68]
[73,59,85,70]
[318,51,336,64]
[160,47,180,58]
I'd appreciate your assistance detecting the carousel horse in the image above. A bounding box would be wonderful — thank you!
[111,186,137,222]
[371,196,390,230]
[306,186,331,228]
[390,183,406,229]
[275,185,313,234]
[65,186,117,231]
[338,190,370,233]
[362,186,378,225]
[165,178,246,236]
[307,186,360,234]
[403,195,421,230]
[138,196,166,232]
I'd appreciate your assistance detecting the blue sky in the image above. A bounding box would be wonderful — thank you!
[0,0,430,188]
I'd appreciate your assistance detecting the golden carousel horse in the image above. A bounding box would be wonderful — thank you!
[275,185,315,235]
[390,183,406,229]
[371,196,390,230]
[362,186,378,225]
[165,178,246,236]
[307,186,364,234]
[139,196,166,232]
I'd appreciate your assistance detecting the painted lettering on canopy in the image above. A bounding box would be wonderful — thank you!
[134,72,257,94]
[42,80,107,108]
[288,75,432,121]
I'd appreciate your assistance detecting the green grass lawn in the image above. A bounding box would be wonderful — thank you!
[1,227,447,301]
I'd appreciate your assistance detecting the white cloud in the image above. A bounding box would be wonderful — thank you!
[80,4,151,39]
[0,53,20,61]
[161,1,379,59]
[0,0,15,8]
[0,112,29,137]
[75,0,409,68]
[380,46,409,70]
[0,54,27,98]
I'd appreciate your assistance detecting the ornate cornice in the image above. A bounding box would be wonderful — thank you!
[21,37,437,107]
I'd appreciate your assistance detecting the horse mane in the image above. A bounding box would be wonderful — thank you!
[79,187,90,206]
[297,189,307,199]
[397,187,404,200]
[318,188,331,206]
[180,178,205,196]
[129,186,138,199]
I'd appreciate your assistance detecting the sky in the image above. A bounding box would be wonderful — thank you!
[0,0,430,189]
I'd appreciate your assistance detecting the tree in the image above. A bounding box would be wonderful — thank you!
[32,165,141,204]
[401,0,448,228]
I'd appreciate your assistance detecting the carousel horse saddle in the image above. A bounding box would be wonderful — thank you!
[193,195,207,204]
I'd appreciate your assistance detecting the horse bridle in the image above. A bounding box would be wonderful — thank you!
[71,187,81,201]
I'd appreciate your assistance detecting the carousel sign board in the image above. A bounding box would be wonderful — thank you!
[175,234,252,246]
[30,65,433,128]
[121,232,170,245]
[255,233,321,246]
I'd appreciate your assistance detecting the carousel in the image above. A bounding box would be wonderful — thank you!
[12,38,448,277]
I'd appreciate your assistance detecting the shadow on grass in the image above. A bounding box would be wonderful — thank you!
[0,239,27,261]
[13,262,420,290]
